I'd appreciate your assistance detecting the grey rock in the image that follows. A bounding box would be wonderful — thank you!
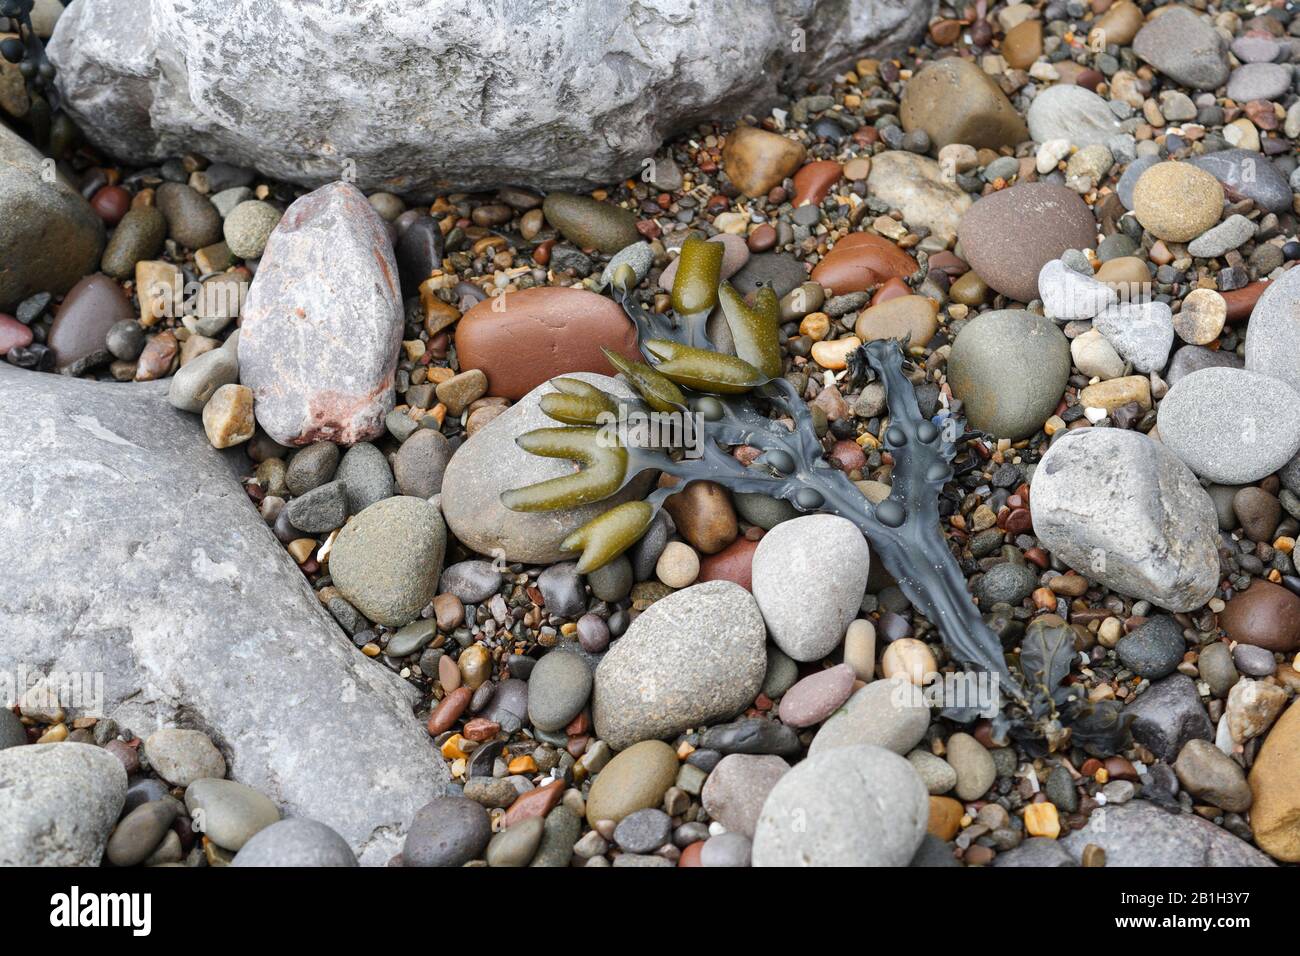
[1117,154,1159,210]
[1245,262,1300,394]
[1187,149,1292,214]
[238,182,402,446]
[628,510,675,580]
[587,555,633,603]
[49,0,933,195]
[1125,673,1214,761]
[699,718,801,757]
[991,837,1078,867]
[1198,641,1240,697]
[527,649,593,732]
[909,833,960,867]
[402,796,491,867]
[223,200,281,259]
[335,442,394,514]
[1132,6,1230,91]
[167,346,240,413]
[700,754,789,838]
[0,709,24,750]
[0,368,445,865]
[728,253,808,299]
[760,643,799,699]
[481,679,529,733]
[537,562,586,618]
[530,805,582,867]
[1117,615,1185,680]
[752,744,928,867]
[1173,738,1252,812]
[0,743,126,866]
[1059,800,1273,866]
[393,428,451,498]
[947,309,1071,440]
[751,514,870,661]
[700,831,752,867]
[0,122,105,310]
[438,560,503,603]
[1164,344,1242,387]
[485,817,545,867]
[1027,84,1121,147]
[600,241,655,288]
[907,749,958,794]
[974,562,1038,607]
[231,818,358,867]
[1093,300,1174,374]
[1187,214,1255,259]
[1232,643,1276,677]
[734,492,798,530]
[808,677,931,757]
[143,728,225,786]
[613,808,672,853]
[592,581,767,750]
[211,186,254,217]
[1157,366,1300,484]
[155,181,222,249]
[106,799,180,866]
[328,496,447,627]
[101,206,167,279]
[441,373,653,564]
[286,479,348,533]
[185,778,281,852]
[1226,63,1293,103]
[285,441,339,496]
[1032,428,1220,611]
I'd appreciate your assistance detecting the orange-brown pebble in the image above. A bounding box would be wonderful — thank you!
[426,686,471,735]
[503,779,564,827]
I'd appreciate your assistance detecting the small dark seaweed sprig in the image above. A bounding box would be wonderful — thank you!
[501,233,1133,752]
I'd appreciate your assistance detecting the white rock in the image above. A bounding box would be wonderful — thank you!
[1071,328,1126,380]
[751,514,871,662]
[1038,258,1118,321]
[1032,428,1220,611]
[1094,300,1174,373]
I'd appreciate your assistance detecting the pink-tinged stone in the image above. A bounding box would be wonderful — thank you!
[0,314,32,355]
[778,663,857,727]
[47,274,134,370]
[238,182,402,446]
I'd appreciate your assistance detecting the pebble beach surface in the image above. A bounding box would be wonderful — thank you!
[3,0,1300,870]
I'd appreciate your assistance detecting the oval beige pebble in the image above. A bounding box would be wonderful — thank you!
[202,383,255,448]
[584,740,679,827]
[945,732,997,801]
[1174,288,1226,345]
[843,619,876,681]
[881,637,937,685]
[810,335,861,371]
[656,541,700,589]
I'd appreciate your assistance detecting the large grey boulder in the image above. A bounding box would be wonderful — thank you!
[0,367,447,865]
[1031,428,1219,612]
[48,0,934,194]
[0,122,105,311]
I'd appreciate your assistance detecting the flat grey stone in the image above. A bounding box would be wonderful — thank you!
[808,677,932,757]
[49,0,932,194]
[1032,429,1218,611]
[0,367,446,865]
[1093,300,1174,374]
[1132,6,1230,91]
[1188,149,1292,214]
[185,778,281,852]
[1164,344,1242,388]
[1187,214,1255,259]
[752,744,928,867]
[1157,366,1300,484]
[991,836,1078,867]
